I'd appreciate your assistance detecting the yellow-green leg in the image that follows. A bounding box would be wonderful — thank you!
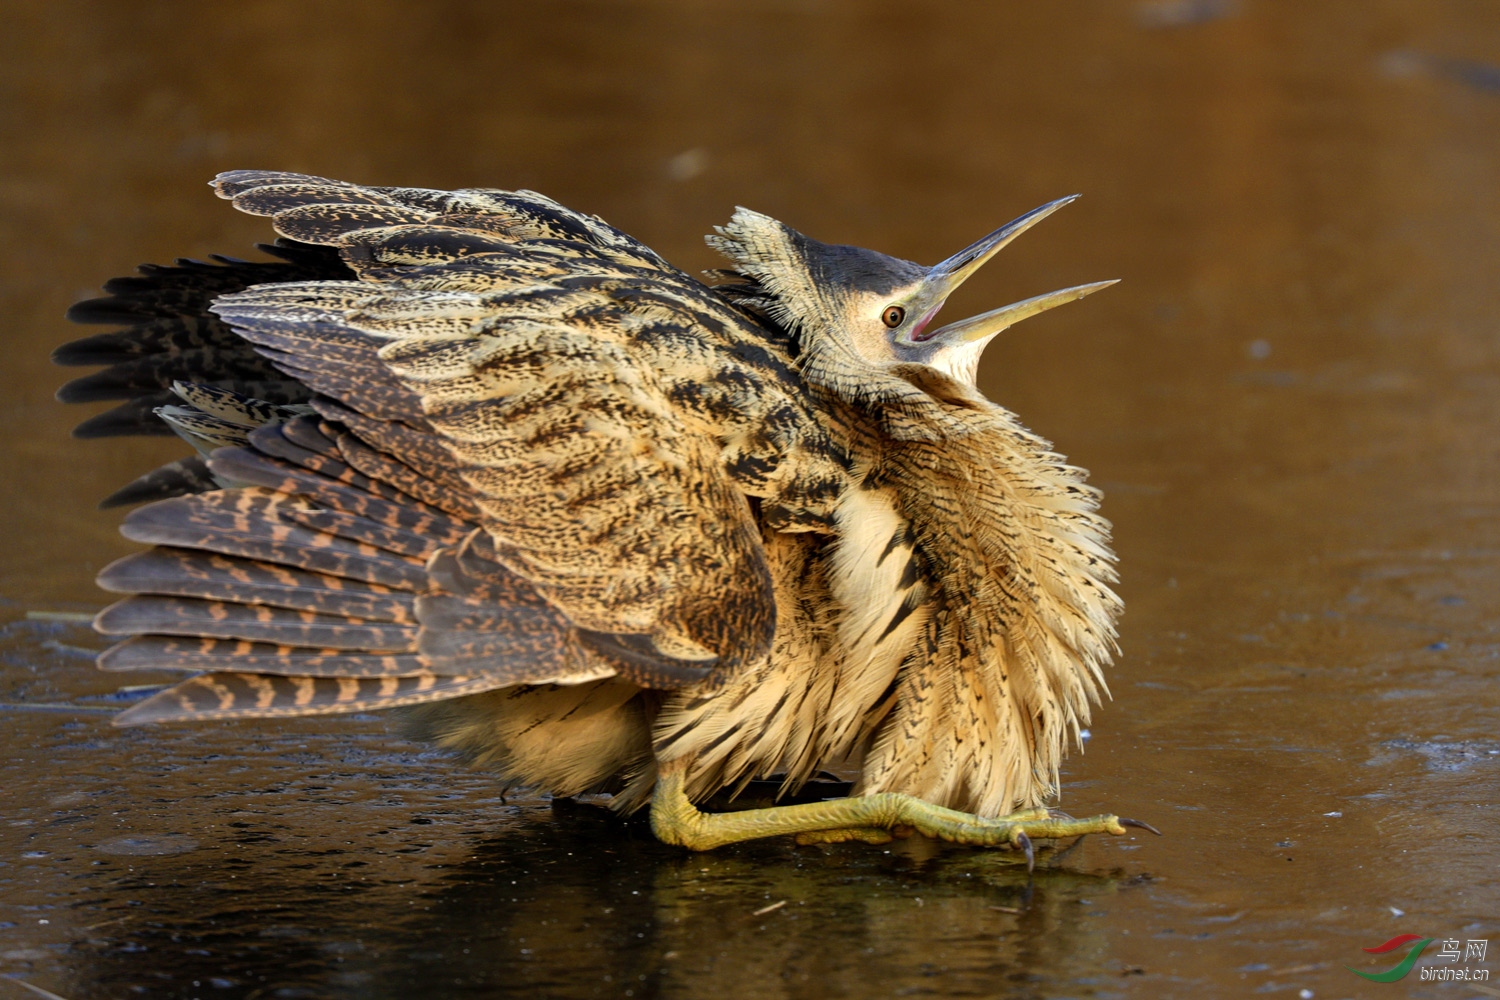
[649,764,1159,866]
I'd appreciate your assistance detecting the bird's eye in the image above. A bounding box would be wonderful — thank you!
[882,305,906,328]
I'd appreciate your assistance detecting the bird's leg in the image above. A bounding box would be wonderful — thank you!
[649,763,1157,862]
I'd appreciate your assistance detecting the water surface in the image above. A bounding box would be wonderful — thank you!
[2,3,1498,997]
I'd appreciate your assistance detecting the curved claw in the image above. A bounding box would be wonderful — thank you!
[1013,830,1035,871]
[1119,818,1163,836]
[1046,809,1076,821]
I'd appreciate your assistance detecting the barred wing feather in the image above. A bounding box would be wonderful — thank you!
[67,171,848,724]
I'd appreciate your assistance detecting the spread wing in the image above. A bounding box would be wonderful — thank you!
[211,170,846,673]
[68,171,848,723]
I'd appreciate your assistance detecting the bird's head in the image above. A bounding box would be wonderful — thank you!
[708,196,1115,388]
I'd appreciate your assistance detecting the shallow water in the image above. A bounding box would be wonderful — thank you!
[2,3,1499,998]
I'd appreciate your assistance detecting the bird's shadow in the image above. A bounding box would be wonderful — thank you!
[57,791,1151,999]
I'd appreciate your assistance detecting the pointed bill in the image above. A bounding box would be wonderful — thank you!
[926,194,1081,291]
[922,280,1120,344]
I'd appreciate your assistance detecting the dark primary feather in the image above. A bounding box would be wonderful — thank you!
[100,455,219,509]
[57,241,355,505]
[56,242,351,424]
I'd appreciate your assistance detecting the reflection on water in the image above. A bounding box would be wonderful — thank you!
[4,2,1500,998]
[61,806,1147,999]
[3,619,1156,999]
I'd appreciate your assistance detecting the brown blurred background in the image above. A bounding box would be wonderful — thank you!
[2,3,1499,998]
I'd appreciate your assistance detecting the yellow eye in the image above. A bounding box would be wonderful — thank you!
[882,305,905,328]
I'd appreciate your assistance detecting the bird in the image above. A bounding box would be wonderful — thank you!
[54,170,1157,859]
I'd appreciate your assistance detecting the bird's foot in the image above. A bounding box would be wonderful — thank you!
[795,825,911,846]
[876,804,1160,869]
[650,765,1160,863]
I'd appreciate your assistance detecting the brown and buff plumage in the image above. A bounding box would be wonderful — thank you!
[56,171,1129,849]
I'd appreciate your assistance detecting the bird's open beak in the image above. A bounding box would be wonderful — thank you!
[909,195,1117,345]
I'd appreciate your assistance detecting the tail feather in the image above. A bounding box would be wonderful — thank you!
[155,405,260,454]
[213,170,357,199]
[114,670,509,726]
[117,490,429,591]
[97,548,417,622]
[94,417,627,723]
[98,635,425,677]
[271,204,439,245]
[226,179,400,215]
[154,383,313,457]
[67,381,304,438]
[95,594,419,651]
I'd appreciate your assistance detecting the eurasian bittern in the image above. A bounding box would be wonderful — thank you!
[55,172,1156,860]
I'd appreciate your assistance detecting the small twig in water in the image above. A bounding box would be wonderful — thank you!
[0,974,74,1000]
[750,899,788,917]
[84,914,132,931]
